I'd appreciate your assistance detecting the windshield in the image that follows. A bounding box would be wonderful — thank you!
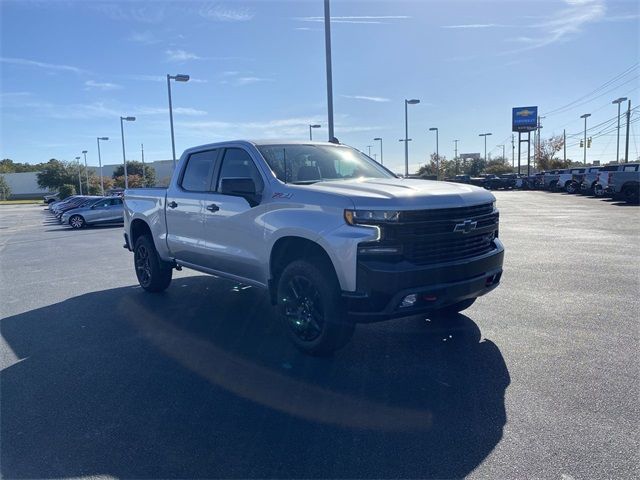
[257,144,395,184]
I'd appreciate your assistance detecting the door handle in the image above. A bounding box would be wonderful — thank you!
[206,203,220,212]
[168,201,178,209]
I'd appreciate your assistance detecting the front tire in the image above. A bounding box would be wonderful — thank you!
[277,259,354,355]
[134,235,173,292]
[622,185,639,204]
[566,181,578,194]
[69,215,85,229]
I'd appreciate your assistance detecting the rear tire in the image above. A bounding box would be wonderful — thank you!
[134,235,173,292]
[566,181,578,194]
[430,298,477,319]
[277,259,354,355]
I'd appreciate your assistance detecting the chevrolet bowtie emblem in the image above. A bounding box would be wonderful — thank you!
[454,219,478,234]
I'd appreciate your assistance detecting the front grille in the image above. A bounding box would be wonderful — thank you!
[370,202,499,265]
[404,231,496,264]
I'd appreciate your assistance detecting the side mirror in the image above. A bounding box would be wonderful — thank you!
[220,178,260,206]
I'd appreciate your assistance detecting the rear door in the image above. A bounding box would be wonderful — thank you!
[199,147,267,284]
[165,149,220,265]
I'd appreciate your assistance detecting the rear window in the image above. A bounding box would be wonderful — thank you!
[622,165,638,172]
[181,150,218,192]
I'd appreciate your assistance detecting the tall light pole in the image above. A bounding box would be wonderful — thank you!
[82,150,89,193]
[324,0,335,142]
[429,127,439,179]
[96,137,109,196]
[373,137,383,165]
[479,133,492,162]
[624,99,631,163]
[75,156,82,195]
[404,99,420,176]
[612,97,628,163]
[580,113,591,165]
[120,116,136,189]
[309,124,321,141]
[167,73,190,170]
[366,145,373,157]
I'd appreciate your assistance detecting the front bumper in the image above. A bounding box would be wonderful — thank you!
[343,239,504,322]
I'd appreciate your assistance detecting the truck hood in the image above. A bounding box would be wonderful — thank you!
[304,178,495,210]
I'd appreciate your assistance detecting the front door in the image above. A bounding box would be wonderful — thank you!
[201,147,267,285]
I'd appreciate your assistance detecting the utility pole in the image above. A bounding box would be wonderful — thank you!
[454,139,459,174]
[612,97,628,163]
[563,129,566,163]
[324,0,335,143]
[141,143,146,187]
[511,134,515,168]
[624,99,631,163]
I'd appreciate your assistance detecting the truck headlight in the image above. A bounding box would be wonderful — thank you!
[344,209,400,225]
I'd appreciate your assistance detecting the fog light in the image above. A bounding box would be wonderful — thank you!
[401,294,418,308]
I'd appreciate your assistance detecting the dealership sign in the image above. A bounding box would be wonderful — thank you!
[512,106,538,132]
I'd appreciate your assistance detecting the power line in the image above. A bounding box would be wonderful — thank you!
[543,63,639,116]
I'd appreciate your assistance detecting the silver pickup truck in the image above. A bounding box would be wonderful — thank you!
[123,140,504,354]
[603,162,640,203]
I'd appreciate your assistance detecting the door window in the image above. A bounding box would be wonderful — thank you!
[217,148,264,193]
[181,150,218,192]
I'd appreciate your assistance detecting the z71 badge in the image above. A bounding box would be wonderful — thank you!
[272,192,293,199]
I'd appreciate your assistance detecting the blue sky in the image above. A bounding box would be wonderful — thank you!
[1,0,638,173]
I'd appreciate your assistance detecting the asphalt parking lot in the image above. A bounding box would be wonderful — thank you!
[1,191,638,479]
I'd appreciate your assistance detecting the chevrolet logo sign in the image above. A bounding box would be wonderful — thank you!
[454,219,478,234]
[515,109,534,117]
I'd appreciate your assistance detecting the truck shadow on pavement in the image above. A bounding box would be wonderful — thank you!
[1,276,510,479]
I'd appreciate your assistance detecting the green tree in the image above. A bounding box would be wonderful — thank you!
[535,135,570,170]
[58,184,76,199]
[112,161,156,187]
[0,175,11,200]
[36,159,79,190]
[0,159,47,173]
[113,174,145,189]
[485,157,514,174]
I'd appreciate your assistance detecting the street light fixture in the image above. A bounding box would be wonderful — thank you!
[373,137,383,165]
[120,116,136,189]
[404,99,420,176]
[309,124,321,141]
[96,137,109,196]
[82,150,89,193]
[479,133,492,162]
[429,127,439,180]
[612,97,627,163]
[167,73,190,171]
[75,156,82,195]
[580,113,591,165]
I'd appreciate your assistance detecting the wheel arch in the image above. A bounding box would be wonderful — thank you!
[269,236,337,305]
[130,218,152,248]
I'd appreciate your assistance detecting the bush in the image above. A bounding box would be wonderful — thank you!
[58,184,76,199]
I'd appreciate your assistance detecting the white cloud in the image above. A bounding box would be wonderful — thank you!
[166,49,200,62]
[84,80,123,91]
[128,31,160,45]
[296,15,410,24]
[441,24,508,29]
[341,95,391,103]
[91,4,165,24]
[235,77,274,86]
[0,57,87,74]
[199,4,254,22]
[505,0,606,52]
